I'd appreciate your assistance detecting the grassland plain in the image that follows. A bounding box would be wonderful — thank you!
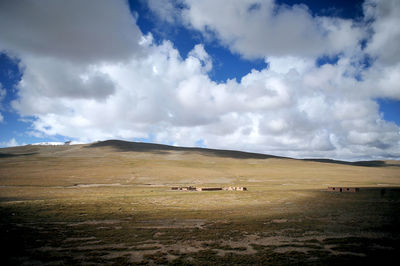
[1,140,400,265]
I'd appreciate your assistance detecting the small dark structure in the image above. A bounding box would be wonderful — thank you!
[328,187,360,192]
[196,187,223,191]
[171,186,196,191]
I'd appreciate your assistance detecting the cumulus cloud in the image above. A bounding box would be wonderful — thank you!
[11,38,400,160]
[147,0,182,24]
[361,0,400,100]
[364,0,400,66]
[0,0,143,113]
[0,84,6,122]
[0,85,5,99]
[176,0,365,59]
[0,0,142,64]
[0,138,19,148]
[1,0,399,160]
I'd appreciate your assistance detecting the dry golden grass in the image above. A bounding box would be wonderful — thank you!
[1,141,400,264]
[1,143,399,187]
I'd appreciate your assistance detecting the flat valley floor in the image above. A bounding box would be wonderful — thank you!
[1,142,400,265]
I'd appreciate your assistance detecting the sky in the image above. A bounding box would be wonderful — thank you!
[0,0,399,161]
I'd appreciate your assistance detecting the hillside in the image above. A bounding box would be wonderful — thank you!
[1,139,395,165]
[0,139,399,190]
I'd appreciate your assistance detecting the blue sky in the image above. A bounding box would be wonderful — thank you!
[0,0,399,160]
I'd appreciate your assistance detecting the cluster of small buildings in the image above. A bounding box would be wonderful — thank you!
[224,186,247,191]
[171,186,247,191]
[172,186,364,193]
[328,187,360,192]
[171,186,200,191]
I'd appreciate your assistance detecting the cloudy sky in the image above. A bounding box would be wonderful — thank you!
[0,0,399,160]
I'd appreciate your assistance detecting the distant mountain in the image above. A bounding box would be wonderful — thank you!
[88,139,284,160]
[87,140,390,167]
[0,139,393,167]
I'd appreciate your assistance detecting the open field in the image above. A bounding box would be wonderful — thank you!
[1,140,400,265]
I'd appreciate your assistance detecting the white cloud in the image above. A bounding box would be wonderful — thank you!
[0,0,142,64]
[0,85,5,98]
[358,0,400,100]
[364,0,400,66]
[188,44,213,72]
[267,56,314,75]
[11,39,399,160]
[1,0,399,160]
[0,84,6,103]
[177,0,364,59]
[0,138,19,148]
[0,84,5,122]
[147,0,182,24]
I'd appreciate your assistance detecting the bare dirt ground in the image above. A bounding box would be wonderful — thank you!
[1,141,400,265]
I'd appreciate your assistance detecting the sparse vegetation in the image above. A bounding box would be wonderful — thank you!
[1,141,400,264]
